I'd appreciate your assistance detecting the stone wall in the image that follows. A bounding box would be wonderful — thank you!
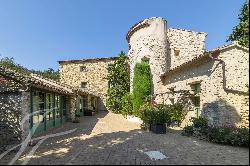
[167,28,206,70]
[158,46,249,128]
[0,77,24,150]
[127,17,207,95]
[59,59,115,111]
[20,91,30,143]
[127,17,168,94]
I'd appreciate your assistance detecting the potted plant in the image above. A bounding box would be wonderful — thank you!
[140,104,170,134]
[150,105,170,134]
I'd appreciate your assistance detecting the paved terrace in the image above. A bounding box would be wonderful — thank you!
[0,111,249,165]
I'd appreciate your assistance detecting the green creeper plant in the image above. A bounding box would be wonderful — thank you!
[132,61,152,115]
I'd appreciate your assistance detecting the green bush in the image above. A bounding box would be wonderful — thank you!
[139,103,185,127]
[139,104,156,125]
[121,92,133,117]
[207,127,249,147]
[169,103,185,125]
[192,117,208,129]
[182,126,194,136]
[132,62,152,114]
[182,117,249,147]
[106,51,130,113]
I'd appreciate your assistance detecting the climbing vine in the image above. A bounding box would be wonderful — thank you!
[132,61,152,115]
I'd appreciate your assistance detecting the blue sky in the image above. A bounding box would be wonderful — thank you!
[0,0,245,70]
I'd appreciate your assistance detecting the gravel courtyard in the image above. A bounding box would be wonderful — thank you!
[0,111,249,165]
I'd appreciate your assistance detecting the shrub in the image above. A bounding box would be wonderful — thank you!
[182,117,249,147]
[139,104,156,125]
[132,61,152,114]
[121,92,133,117]
[192,117,208,129]
[169,103,185,125]
[182,126,194,136]
[139,103,185,127]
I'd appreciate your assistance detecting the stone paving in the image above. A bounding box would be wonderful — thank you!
[0,111,249,165]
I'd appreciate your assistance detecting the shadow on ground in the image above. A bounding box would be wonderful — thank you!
[0,111,249,165]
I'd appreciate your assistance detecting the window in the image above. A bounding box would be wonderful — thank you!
[32,91,45,124]
[80,66,87,72]
[174,49,180,56]
[190,83,201,118]
[81,82,87,88]
[191,83,201,95]
[46,93,54,121]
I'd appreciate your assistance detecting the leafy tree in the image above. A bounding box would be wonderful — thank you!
[0,55,59,80]
[132,61,152,115]
[106,51,130,113]
[227,0,249,47]
[121,92,133,117]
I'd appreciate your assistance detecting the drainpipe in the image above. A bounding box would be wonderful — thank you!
[208,53,248,95]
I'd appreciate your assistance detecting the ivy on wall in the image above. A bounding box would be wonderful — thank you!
[132,60,152,115]
[106,51,130,113]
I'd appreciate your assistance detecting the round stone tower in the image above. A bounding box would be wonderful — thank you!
[126,17,168,95]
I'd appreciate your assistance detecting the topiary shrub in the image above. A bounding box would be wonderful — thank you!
[132,61,151,115]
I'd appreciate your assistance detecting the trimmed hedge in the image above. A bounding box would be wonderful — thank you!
[132,61,151,115]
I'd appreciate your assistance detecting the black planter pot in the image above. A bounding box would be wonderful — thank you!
[151,124,166,134]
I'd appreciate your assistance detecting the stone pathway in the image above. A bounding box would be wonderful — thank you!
[0,111,249,165]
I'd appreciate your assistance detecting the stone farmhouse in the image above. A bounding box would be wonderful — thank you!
[59,17,249,128]
[0,17,249,148]
[0,67,100,147]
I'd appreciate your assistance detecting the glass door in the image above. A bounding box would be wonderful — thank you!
[46,93,55,130]
[55,95,61,126]
[31,91,46,135]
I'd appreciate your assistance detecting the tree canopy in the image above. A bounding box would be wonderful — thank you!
[227,0,249,47]
[0,56,60,80]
